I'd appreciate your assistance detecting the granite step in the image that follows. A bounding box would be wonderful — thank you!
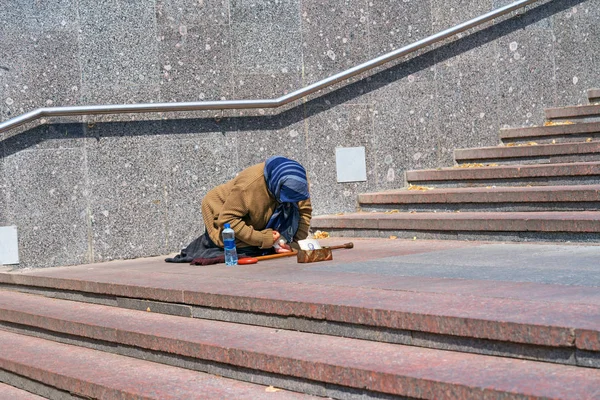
[0,383,45,400]
[589,88,600,103]
[454,142,600,165]
[311,211,600,242]
[3,267,600,368]
[545,104,600,121]
[0,291,599,399]
[358,185,600,212]
[499,121,600,144]
[405,161,600,188]
[0,330,315,400]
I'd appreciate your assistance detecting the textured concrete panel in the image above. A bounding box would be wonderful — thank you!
[0,28,80,120]
[230,0,301,26]
[161,135,238,251]
[78,0,158,104]
[0,154,6,226]
[232,23,302,74]
[301,0,369,83]
[236,109,308,171]
[4,149,89,268]
[0,0,78,32]
[233,73,302,101]
[304,104,373,214]
[368,0,431,58]
[432,0,493,29]
[159,24,233,102]
[553,2,600,106]
[370,62,439,190]
[496,18,556,127]
[86,140,167,262]
[157,0,229,27]
[434,38,500,163]
[2,123,84,156]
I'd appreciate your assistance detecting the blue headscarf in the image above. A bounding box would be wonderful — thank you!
[264,156,310,243]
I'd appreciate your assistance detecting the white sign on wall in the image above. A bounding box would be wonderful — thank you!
[336,146,367,183]
[0,226,19,265]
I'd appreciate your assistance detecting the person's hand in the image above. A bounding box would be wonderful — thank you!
[275,243,292,253]
[272,231,292,253]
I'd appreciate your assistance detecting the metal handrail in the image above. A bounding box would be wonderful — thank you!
[0,0,541,134]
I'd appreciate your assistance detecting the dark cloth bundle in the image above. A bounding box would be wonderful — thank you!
[165,232,269,265]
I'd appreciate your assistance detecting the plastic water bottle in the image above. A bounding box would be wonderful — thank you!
[222,223,238,266]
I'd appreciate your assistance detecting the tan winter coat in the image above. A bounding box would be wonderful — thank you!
[201,162,312,249]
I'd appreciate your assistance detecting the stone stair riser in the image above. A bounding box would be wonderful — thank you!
[310,228,600,243]
[0,284,594,369]
[1,290,600,399]
[0,331,315,400]
[500,122,600,142]
[545,104,600,120]
[407,177,600,188]
[455,143,600,165]
[504,135,600,145]
[360,202,600,213]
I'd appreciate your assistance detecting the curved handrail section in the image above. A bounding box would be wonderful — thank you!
[0,0,540,134]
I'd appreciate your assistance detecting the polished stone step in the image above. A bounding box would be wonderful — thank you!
[1,291,599,399]
[406,161,600,187]
[455,142,600,165]
[589,88,600,102]
[545,104,600,120]
[0,330,315,400]
[312,210,600,234]
[499,121,600,144]
[0,383,45,400]
[1,261,600,367]
[358,185,600,212]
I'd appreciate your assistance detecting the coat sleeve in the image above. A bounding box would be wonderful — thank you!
[216,184,275,249]
[294,198,312,242]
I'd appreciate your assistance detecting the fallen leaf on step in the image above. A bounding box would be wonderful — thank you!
[587,138,593,142]
[389,235,397,240]
[552,139,556,144]
[544,120,574,126]
[456,163,485,168]
[385,209,400,214]
[409,210,416,214]
[336,212,345,216]
[413,237,417,240]
[266,386,281,393]
[506,143,516,147]
[408,184,434,191]
[313,230,330,239]
[146,307,151,312]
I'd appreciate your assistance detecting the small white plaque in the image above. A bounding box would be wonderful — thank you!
[0,226,19,265]
[336,147,367,183]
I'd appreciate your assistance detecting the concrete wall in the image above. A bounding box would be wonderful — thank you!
[1,0,598,268]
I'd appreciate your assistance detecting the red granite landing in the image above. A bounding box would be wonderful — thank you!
[1,293,599,399]
[1,239,600,351]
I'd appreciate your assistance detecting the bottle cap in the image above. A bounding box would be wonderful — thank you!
[224,223,231,229]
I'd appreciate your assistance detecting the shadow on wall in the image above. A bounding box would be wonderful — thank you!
[0,0,587,158]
